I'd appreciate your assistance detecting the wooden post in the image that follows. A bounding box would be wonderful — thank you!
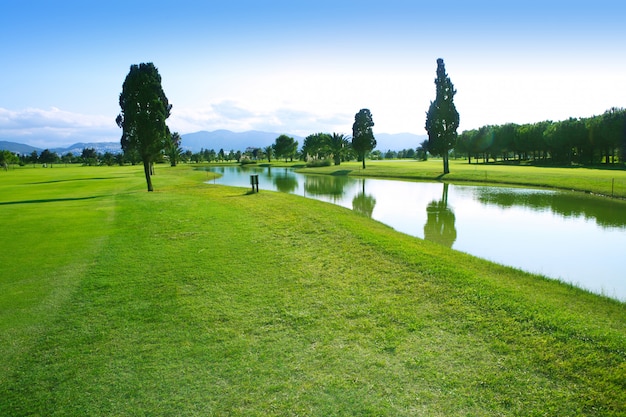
[250,174,259,192]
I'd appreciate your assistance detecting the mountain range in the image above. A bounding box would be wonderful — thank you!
[0,130,427,155]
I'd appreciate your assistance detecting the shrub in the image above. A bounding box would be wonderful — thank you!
[306,159,331,168]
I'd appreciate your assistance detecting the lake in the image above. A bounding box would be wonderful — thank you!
[206,165,626,301]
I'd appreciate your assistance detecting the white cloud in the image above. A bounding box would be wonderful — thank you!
[0,107,119,147]
[168,100,354,137]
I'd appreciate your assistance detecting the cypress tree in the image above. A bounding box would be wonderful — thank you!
[425,58,459,174]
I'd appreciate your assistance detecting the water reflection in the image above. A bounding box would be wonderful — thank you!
[272,170,298,193]
[352,179,377,217]
[475,188,626,229]
[204,166,626,300]
[423,183,457,248]
[305,174,350,200]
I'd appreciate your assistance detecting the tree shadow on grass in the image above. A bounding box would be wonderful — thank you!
[0,196,101,205]
[330,170,352,176]
[29,177,119,185]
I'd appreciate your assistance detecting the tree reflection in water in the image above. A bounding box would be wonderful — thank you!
[423,183,457,248]
[272,169,298,193]
[352,179,376,217]
[304,174,349,201]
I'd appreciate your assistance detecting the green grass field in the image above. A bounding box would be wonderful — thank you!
[1,164,625,416]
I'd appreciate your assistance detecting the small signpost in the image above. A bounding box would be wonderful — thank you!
[250,174,259,193]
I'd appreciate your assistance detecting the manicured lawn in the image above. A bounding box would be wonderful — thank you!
[297,159,626,199]
[1,164,625,416]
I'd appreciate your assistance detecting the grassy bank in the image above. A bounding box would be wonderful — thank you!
[296,159,626,199]
[1,165,625,416]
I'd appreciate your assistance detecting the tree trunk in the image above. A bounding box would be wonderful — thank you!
[362,156,366,169]
[143,160,154,192]
[443,154,450,174]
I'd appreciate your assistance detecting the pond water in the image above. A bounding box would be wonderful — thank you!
[206,165,626,301]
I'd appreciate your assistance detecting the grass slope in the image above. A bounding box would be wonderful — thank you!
[1,165,625,416]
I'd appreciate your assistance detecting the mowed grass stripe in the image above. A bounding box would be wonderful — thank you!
[1,165,624,416]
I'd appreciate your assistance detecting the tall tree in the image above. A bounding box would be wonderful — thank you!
[116,62,172,191]
[29,150,38,167]
[425,58,459,174]
[352,109,376,169]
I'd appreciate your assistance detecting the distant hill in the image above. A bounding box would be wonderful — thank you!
[180,130,304,153]
[56,142,122,155]
[0,141,41,155]
[180,130,426,153]
[1,131,428,156]
[374,133,428,152]
[0,140,121,155]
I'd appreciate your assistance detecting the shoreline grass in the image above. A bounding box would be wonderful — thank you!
[295,159,626,200]
[1,165,625,415]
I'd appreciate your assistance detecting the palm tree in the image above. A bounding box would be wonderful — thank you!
[166,131,183,167]
[329,133,350,165]
[264,145,274,162]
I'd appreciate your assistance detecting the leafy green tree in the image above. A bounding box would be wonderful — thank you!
[39,149,58,167]
[544,122,571,164]
[166,131,182,167]
[81,148,98,166]
[302,133,331,161]
[264,145,273,162]
[416,139,429,161]
[273,134,298,162]
[0,150,18,170]
[116,62,172,191]
[352,109,376,169]
[29,150,38,167]
[101,152,115,166]
[425,58,459,174]
[329,133,350,165]
[61,152,74,165]
[599,107,626,164]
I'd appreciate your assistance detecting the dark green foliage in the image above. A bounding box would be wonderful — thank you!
[263,145,273,162]
[38,149,58,166]
[425,58,459,174]
[457,108,626,165]
[273,134,298,162]
[166,132,182,167]
[116,62,171,191]
[329,133,350,165]
[0,150,18,170]
[352,109,376,169]
[81,148,99,166]
[302,133,332,161]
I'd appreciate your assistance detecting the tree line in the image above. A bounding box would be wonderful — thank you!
[456,108,626,165]
[1,148,124,168]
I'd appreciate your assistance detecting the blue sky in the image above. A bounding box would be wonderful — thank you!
[1,0,625,147]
